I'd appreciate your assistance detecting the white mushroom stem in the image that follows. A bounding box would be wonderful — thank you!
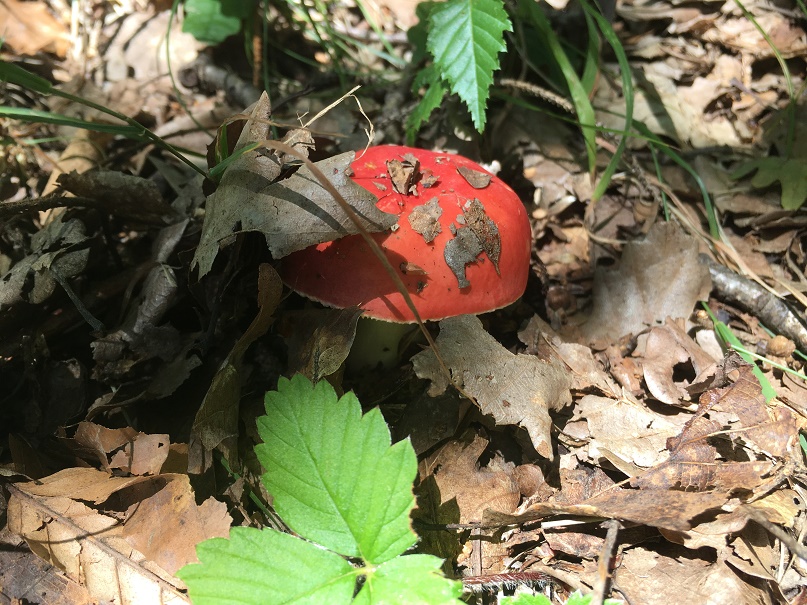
[346,318,417,370]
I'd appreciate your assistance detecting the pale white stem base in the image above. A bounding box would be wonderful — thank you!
[346,318,416,371]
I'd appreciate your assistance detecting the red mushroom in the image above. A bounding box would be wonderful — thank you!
[280,145,532,368]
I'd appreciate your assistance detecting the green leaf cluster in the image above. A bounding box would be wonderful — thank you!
[177,375,463,605]
[503,590,623,605]
[407,0,512,142]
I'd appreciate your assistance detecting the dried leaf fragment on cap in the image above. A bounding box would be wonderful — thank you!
[462,199,501,273]
[408,197,443,243]
[457,165,492,189]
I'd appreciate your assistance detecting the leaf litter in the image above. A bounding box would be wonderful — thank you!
[2,0,807,603]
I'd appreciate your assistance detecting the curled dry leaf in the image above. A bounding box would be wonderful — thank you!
[412,315,572,459]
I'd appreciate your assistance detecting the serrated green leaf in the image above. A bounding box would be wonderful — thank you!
[501,594,552,605]
[406,65,447,145]
[408,2,440,64]
[731,157,807,210]
[354,554,463,605]
[502,591,622,605]
[177,526,356,605]
[427,0,511,132]
[183,0,248,44]
[256,375,418,564]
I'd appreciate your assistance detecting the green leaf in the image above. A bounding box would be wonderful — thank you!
[731,156,807,210]
[406,65,447,145]
[518,0,597,175]
[183,0,250,44]
[501,594,552,605]
[0,61,53,94]
[354,555,463,605]
[177,526,356,605]
[502,591,623,605]
[255,375,418,564]
[427,0,511,132]
[0,106,142,136]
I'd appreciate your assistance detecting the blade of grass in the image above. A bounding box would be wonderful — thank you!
[632,121,720,240]
[733,0,795,157]
[518,0,597,175]
[702,303,778,402]
[580,0,632,204]
[580,10,600,95]
[1,61,206,177]
[0,106,143,136]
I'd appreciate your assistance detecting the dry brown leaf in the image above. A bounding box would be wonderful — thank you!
[283,307,362,382]
[615,545,772,605]
[486,489,732,533]
[0,526,94,604]
[7,480,199,604]
[117,475,231,575]
[581,222,711,344]
[633,366,797,494]
[421,432,520,523]
[57,170,179,225]
[577,394,682,469]
[412,315,572,459]
[0,0,70,57]
[192,94,396,277]
[635,320,717,405]
[420,431,520,573]
[108,433,170,476]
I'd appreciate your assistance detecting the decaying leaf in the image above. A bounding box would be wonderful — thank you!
[420,431,519,572]
[284,306,363,381]
[0,213,91,308]
[412,315,572,459]
[188,264,282,474]
[57,170,180,224]
[421,432,520,523]
[614,544,771,605]
[578,394,682,470]
[633,365,797,493]
[191,94,397,277]
[581,221,711,344]
[635,319,718,405]
[443,226,483,289]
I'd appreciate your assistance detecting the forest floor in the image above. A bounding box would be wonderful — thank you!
[1,0,807,603]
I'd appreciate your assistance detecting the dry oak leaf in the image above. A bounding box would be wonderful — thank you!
[421,432,520,523]
[582,221,711,344]
[412,314,572,459]
[577,394,682,469]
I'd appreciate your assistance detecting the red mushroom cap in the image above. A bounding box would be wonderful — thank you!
[280,145,532,322]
